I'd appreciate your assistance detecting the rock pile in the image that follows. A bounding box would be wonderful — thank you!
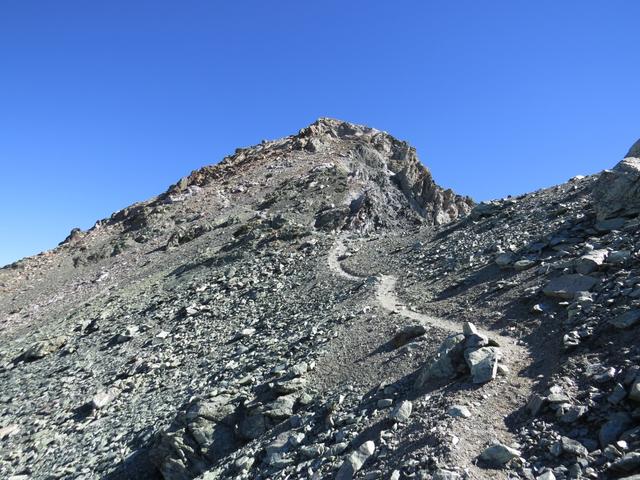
[414,322,503,387]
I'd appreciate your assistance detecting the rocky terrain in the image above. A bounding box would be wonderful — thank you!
[1,118,640,480]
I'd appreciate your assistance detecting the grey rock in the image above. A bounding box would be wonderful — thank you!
[335,440,375,480]
[608,250,631,264]
[536,472,556,480]
[21,335,67,361]
[629,377,640,401]
[447,405,471,418]
[479,441,520,467]
[432,469,461,480]
[495,252,516,267]
[600,412,631,448]
[390,400,412,423]
[465,346,501,384]
[593,157,640,220]
[91,389,115,410]
[514,259,536,270]
[527,394,547,416]
[610,310,640,329]
[390,324,426,348]
[543,274,598,299]
[575,249,608,274]
[414,333,465,387]
[560,436,588,457]
[611,452,640,473]
[0,424,19,440]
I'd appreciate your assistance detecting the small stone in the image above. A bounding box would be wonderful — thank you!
[514,259,535,270]
[376,398,393,409]
[608,250,631,264]
[391,324,427,348]
[239,327,256,337]
[479,441,520,467]
[21,336,67,361]
[234,455,254,472]
[609,383,628,404]
[536,471,556,480]
[447,405,471,418]
[462,322,478,336]
[610,452,640,473]
[433,469,461,480]
[599,412,631,447]
[560,436,588,457]
[335,440,375,480]
[0,424,19,440]
[91,390,114,410]
[495,252,515,267]
[629,378,640,401]
[527,394,547,416]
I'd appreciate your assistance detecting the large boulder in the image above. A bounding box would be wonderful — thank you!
[593,143,640,219]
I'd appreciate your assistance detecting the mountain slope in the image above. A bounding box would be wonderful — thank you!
[1,121,640,480]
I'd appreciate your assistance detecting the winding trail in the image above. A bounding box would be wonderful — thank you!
[328,235,525,361]
[327,233,533,478]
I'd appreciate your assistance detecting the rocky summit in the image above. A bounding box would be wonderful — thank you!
[1,119,640,480]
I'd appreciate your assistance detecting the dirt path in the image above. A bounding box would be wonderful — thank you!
[327,234,533,478]
[328,235,524,359]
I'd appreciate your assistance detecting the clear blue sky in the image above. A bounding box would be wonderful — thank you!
[1,1,639,267]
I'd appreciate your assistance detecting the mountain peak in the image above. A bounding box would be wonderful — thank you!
[626,137,640,158]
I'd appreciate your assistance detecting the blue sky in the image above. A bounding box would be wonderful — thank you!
[1,1,639,266]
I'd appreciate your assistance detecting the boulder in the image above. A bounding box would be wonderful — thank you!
[543,274,598,300]
[150,398,240,479]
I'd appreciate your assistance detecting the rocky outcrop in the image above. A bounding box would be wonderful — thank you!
[593,139,640,220]
[299,118,474,227]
